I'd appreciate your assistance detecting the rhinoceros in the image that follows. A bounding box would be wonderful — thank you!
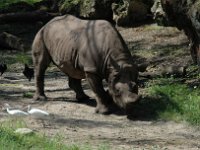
[32,15,139,114]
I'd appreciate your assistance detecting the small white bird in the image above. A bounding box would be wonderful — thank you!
[27,105,49,117]
[27,105,50,128]
[4,103,28,116]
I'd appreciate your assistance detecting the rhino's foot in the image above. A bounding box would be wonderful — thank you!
[95,106,111,115]
[95,104,118,115]
[76,93,90,102]
[33,94,47,101]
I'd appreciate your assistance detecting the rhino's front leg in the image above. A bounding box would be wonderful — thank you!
[68,77,89,101]
[86,73,117,114]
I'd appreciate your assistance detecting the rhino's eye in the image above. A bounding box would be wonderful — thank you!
[115,89,121,96]
[128,82,137,92]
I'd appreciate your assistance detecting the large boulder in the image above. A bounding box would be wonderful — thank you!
[0,32,25,51]
[161,0,200,65]
[112,0,153,26]
[59,0,154,25]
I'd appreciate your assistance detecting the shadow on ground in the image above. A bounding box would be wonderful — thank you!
[127,92,181,121]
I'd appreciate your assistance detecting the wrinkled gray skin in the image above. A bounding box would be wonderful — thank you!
[32,15,139,114]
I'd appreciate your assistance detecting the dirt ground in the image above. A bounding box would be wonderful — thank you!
[0,24,200,150]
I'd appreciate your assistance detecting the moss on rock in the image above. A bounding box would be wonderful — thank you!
[58,0,82,15]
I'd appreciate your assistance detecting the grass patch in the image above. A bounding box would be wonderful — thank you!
[0,127,75,150]
[143,24,179,33]
[143,24,165,31]
[149,83,200,125]
[0,83,21,87]
[23,91,34,98]
[131,47,187,60]
[0,52,32,64]
[0,52,32,71]
[0,119,110,150]
[133,78,200,126]
[15,53,32,64]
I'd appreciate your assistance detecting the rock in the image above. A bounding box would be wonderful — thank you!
[15,128,34,135]
[0,32,25,51]
[112,0,150,26]
[160,65,187,78]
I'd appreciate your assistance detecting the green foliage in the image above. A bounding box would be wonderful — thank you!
[0,0,42,9]
[60,0,81,7]
[1,118,27,129]
[59,0,82,14]
[81,0,94,15]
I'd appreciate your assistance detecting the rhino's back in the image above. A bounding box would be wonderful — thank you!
[42,15,127,78]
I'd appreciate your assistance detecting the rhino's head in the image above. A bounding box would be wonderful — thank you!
[108,64,140,112]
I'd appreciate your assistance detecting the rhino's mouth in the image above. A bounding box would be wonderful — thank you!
[123,93,140,105]
[110,91,140,109]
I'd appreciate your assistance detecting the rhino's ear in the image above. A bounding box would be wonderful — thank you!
[120,64,138,71]
[123,64,133,68]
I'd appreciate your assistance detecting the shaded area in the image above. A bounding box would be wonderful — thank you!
[129,37,189,57]
[51,97,97,108]
[52,117,122,128]
[128,92,181,121]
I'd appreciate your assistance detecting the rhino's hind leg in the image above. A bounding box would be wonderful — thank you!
[34,62,50,100]
[86,73,117,114]
[68,77,89,101]
[32,32,51,101]
[33,55,51,100]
